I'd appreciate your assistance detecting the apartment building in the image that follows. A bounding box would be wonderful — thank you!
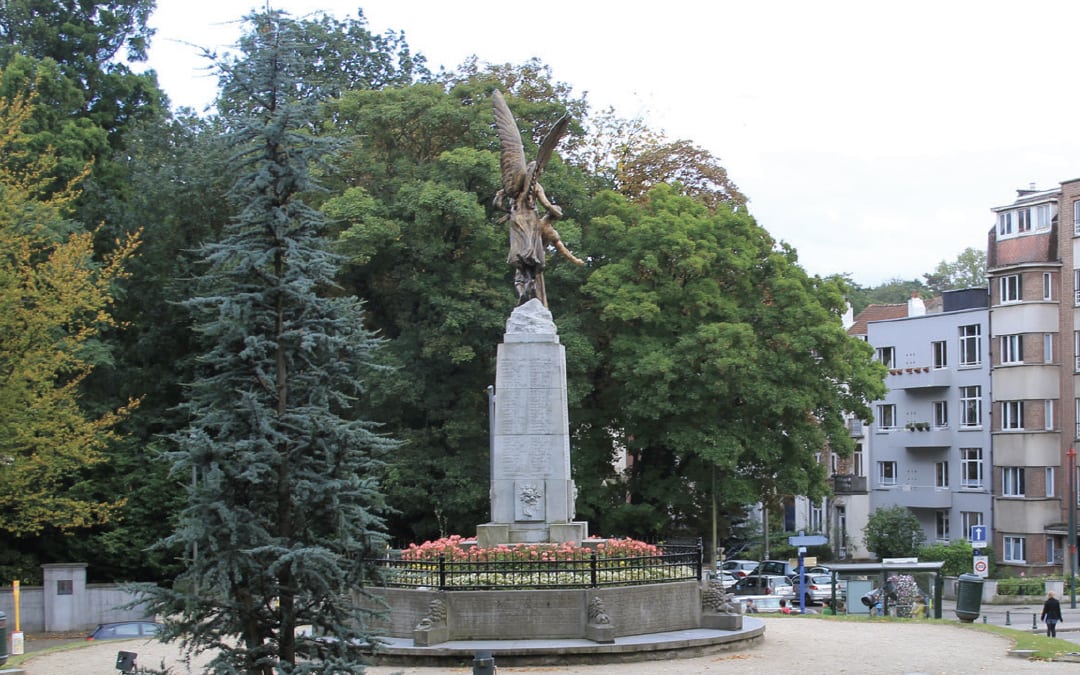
[985,179,1080,573]
[862,291,993,553]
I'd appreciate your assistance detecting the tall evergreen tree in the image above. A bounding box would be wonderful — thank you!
[144,12,395,673]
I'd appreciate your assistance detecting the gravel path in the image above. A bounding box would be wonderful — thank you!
[21,617,1080,674]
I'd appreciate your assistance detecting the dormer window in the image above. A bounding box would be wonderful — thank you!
[998,211,1014,236]
[999,203,1054,238]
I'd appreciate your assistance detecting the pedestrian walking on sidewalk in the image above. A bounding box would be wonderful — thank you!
[1041,591,1063,638]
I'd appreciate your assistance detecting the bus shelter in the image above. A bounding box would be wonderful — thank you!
[824,561,945,619]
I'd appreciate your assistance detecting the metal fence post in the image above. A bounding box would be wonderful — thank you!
[590,553,598,588]
[439,554,446,590]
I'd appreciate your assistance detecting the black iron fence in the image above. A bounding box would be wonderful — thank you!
[369,543,702,590]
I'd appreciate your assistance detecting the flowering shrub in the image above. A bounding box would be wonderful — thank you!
[887,574,922,617]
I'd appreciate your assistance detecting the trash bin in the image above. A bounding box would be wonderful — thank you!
[0,610,7,666]
[954,573,984,623]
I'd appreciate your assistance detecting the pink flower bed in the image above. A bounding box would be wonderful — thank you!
[400,535,661,562]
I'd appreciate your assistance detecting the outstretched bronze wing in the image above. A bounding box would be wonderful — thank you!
[493,89,527,197]
[534,113,570,179]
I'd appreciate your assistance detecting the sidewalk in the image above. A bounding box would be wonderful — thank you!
[940,596,1080,632]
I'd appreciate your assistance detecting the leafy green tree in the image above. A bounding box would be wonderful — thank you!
[923,246,987,294]
[144,13,396,672]
[577,185,885,539]
[0,90,139,538]
[919,539,995,577]
[0,0,161,144]
[863,505,925,559]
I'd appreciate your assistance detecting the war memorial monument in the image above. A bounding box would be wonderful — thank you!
[360,91,763,666]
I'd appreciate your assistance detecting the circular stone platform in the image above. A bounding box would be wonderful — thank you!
[365,618,765,667]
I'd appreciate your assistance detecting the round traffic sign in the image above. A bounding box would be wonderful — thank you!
[973,559,988,574]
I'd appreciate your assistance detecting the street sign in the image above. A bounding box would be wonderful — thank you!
[788,533,828,547]
[973,555,989,578]
[970,525,987,546]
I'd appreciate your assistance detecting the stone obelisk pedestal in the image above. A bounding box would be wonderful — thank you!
[476,299,589,547]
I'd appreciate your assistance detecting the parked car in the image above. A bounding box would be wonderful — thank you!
[731,574,792,596]
[86,620,162,641]
[720,559,758,578]
[750,560,798,578]
[787,574,836,604]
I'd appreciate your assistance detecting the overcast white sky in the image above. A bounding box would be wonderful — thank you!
[145,0,1080,286]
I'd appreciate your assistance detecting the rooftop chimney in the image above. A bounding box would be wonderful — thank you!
[908,291,926,317]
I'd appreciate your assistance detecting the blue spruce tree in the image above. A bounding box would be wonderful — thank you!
[146,11,396,674]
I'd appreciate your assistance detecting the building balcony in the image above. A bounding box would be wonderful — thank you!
[901,427,952,449]
[832,474,868,495]
[886,367,951,390]
[874,484,953,509]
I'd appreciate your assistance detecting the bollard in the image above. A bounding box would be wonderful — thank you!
[982,615,987,624]
[473,650,495,675]
[1033,613,1038,630]
[1005,611,1011,626]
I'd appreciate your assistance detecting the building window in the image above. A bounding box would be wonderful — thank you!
[1037,204,1051,231]
[1044,272,1054,300]
[1049,538,1059,565]
[1076,399,1080,440]
[877,404,897,429]
[1075,271,1080,306]
[1047,467,1056,498]
[1001,401,1024,430]
[853,443,864,477]
[961,448,983,488]
[1045,333,1054,363]
[1003,535,1026,563]
[960,386,982,427]
[1045,399,1055,430]
[961,511,984,540]
[935,510,950,541]
[810,500,824,532]
[999,274,1022,303]
[876,346,896,369]
[878,461,897,486]
[1074,200,1080,236]
[933,401,948,428]
[935,461,949,488]
[1000,334,1023,364]
[959,325,981,366]
[1018,209,1032,232]
[932,340,947,369]
[1002,467,1025,497]
[998,211,1014,236]
[1075,332,1080,371]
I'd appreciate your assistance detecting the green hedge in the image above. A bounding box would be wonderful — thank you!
[995,576,1045,596]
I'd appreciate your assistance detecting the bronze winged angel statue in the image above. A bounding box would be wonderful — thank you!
[492,89,584,307]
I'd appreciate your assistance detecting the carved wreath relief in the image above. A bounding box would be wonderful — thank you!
[515,481,545,521]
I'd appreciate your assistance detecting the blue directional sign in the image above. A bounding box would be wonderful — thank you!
[970,525,987,546]
[788,533,828,547]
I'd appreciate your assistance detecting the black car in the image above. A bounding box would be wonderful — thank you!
[86,620,162,641]
[731,574,792,596]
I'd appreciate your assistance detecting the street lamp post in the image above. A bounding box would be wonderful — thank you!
[1069,447,1077,609]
